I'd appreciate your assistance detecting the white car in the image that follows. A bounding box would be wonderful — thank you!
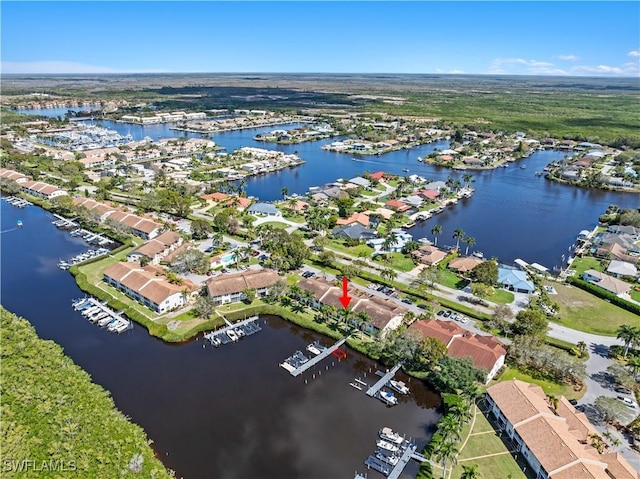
[620,397,636,408]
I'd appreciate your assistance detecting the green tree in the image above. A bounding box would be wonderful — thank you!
[461,463,479,479]
[242,288,257,304]
[594,396,634,424]
[452,228,465,251]
[171,248,210,274]
[431,224,442,246]
[193,295,217,318]
[463,236,475,256]
[469,260,498,285]
[616,324,640,357]
[470,282,494,299]
[281,187,289,199]
[513,308,549,337]
[191,218,213,240]
[429,356,486,394]
[335,197,355,218]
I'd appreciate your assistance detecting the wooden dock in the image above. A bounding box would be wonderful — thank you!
[289,338,347,377]
[366,363,403,397]
[386,443,416,479]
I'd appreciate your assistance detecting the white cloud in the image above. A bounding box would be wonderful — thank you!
[0,61,166,74]
[571,62,640,76]
[556,54,580,62]
[488,58,567,75]
[628,50,640,58]
[435,68,465,74]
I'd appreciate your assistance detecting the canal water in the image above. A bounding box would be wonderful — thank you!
[0,200,441,479]
[16,110,640,269]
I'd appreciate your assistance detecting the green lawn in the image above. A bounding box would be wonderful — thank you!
[495,366,584,400]
[551,283,639,336]
[259,221,289,229]
[327,239,374,257]
[487,289,515,304]
[438,269,469,289]
[631,289,640,302]
[569,256,603,276]
[385,252,416,272]
[447,406,527,479]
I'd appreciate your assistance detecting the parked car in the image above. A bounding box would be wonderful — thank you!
[204,246,215,253]
[437,310,445,316]
[619,397,636,408]
[615,386,632,394]
[418,304,428,310]
[301,271,315,278]
[568,399,578,406]
[443,310,451,318]
[251,250,260,257]
[401,298,413,305]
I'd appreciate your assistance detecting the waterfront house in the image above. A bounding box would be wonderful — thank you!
[336,212,370,228]
[103,262,198,313]
[247,203,281,217]
[20,180,68,200]
[297,278,405,336]
[205,269,280,305]
[385,199,411,213]
[409,319,506,382]
[369,171,385,180]
[72,197,117,221]
[497,266,535,294]
[220,196,252,211]
[126,231,183,265]
[331,224,377,241]
[283,199,310,213]
[486,379,636,479]
[606,260,638,279]
[348,176,371,188]
[416,189,440,201]
[412,244,447,266]
[0,168,29,184]
[448,256,484,273]
[596,242,639,265]
[423,181,447,191]
[582,270,632,297]
[367,230,413,253]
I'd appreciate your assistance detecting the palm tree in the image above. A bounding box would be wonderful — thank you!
[453,228,465,251]
[547,394,559,413]
[627,356,640,377]
[461,463,479,479]
[382,233,396,253]
[281,187,289,200]
[241,245,253,264]
[576,341,587,358]
[431,224,442,246]
[382,268,397,284]
[437,415,462,441]
[432,436,459,479]
[232,250,241,269]
[464,236,475,256]
[617,324,640,358]
[462,174,475,189]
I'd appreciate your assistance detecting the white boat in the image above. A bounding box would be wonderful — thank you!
[389,379,410,395]
[234,327,245,338]
[114,321,130,333]
[279,361,296,372]
[376,439,399,454]
[378,390,398,406]
[108,319,125,332]
[306,341,325,356]
[375,451,399,466]
[226,329,239,342]
[98,316,115,327]
[90,311,109,323]
[82,306,100,316]
[379,427,404,445]
[72,298,89,310]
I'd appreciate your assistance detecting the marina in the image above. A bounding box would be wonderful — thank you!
[2,196,33,208]
[366,363,404,398]
[203,316,262,347]
[358,427,432,478]
[58,247,110,269]
[280,337,347,377]
[71,297,132,334]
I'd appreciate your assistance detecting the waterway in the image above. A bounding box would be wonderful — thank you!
[16,110,640,269]
[14,106,101,118]
[0,200,441,479]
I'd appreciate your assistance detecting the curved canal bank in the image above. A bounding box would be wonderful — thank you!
[0,200,441,479]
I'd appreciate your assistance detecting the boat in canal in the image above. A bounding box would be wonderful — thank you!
[377,389,398,406]
[379,427,404,445]
[389,379,410,395]
[376,439,400,454]
[226,329,239,342]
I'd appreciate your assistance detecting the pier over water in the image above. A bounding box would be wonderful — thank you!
[288,338,347,377]
[366,363,403,397]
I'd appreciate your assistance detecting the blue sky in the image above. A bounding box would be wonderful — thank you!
[2,2,639,76]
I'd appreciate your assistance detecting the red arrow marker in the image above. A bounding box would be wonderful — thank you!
[339,276,352,309]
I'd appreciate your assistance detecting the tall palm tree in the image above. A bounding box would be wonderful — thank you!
[627,356,640,377]
[453,228,465,251]
[436,415,462,442]
[382,233,396,253]
[617,324,640,358]
[461,463,479,479]
[382,268,397,284]
[432,437,459,479]
[281,187,289,200]
[464,236,476,256]
[462,174,475,189]
[576,341,587,358]
[431,224,442,246]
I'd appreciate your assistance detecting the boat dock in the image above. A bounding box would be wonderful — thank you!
[203,316,261,347]
[3,196,32,208]
[52,214,78,229]
[71,297,132,333]
[358,427,433,478]
[283,338,347,377]
[366,363,403,397]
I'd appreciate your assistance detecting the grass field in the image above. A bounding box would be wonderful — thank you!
[259,220,290,229]
[495,367,584,400]
[327,239,374,257]
[487,289,515,304]
[444,404,528,479]
[551,283,639,336]
[438,269,469,289]
[569,257,603,276]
